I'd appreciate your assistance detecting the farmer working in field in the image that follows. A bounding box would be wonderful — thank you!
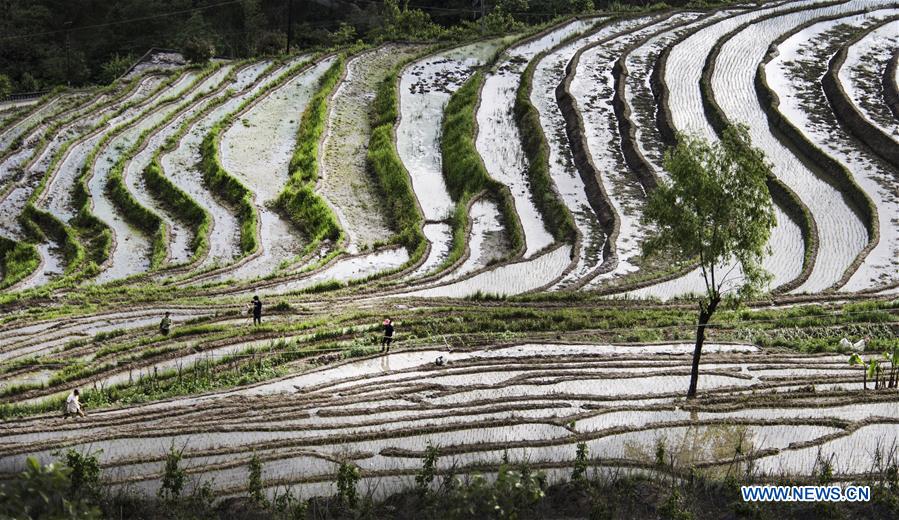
[65,389,85,419]
[380,317,395,353]
[159,312,171,335]
[251,295,262,326]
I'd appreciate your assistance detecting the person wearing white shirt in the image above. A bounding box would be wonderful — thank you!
[65,388,85,419]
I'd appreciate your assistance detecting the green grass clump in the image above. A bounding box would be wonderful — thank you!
[0,237,40,289]
[143,159,211,261]
[277,57,344,243]
[199,128,258,254]
[439,72,524,268]
[105,150,169,268]
[366,70,426,255]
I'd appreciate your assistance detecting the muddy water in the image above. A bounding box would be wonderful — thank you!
[402,244,571,297]
[532,18,646,288]
[396,41,507,278]
[711,0,879,292]
[244,246,410,295]
[407,223,452,278]
[320,45,424,253]
[571,15,695,282]
[840,19,899,139]
[5,344,894,498]
[0,308,213,363]
[215,57,336,281]
[159,63,270,269]
[92,93,190,283]
[39,75,166,223]
[478,21,591,258]
[13,242,65,291]
[132,66,246,266]
[753,422,899,476]
[444,198,510,281]
[664,0,828,291]
[766,15,899,291]
[769,12,899,292]
[0,96,62,151]
[625,11,736,175]
[397,41,502,221]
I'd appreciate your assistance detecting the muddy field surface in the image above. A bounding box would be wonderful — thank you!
[1,342,894,500]
[319,45,424,253]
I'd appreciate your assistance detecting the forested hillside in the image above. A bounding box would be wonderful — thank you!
[0,0,626,93]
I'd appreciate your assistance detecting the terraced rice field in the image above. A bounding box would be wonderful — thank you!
[1,0,898,507]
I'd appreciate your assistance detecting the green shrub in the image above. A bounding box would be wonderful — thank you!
[158,443,186,501]
[0,457,101,520]
[336,461,360,510]
[248,453,266,506]
[63,449,102,502]
[0,237,40,289]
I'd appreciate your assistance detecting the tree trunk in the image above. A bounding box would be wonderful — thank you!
[687,296,720,399]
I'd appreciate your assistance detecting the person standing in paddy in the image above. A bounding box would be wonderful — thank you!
[64,389,85,419]
[159,311,171,335]
[380,318,395,353]
[251,295,262,326]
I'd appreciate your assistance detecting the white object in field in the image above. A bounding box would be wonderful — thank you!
[840,337,866,352]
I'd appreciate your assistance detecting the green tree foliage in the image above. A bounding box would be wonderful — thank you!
[0,74,11,99]
[642,125,776,398]
[248,453,266,506]
[415,442,440,496]
[63,449,102,502]
[158,443,186,501]
[182,36,215,65]
[444,464,546,519]
[0,0,610,91]
[336,461,360,510]
[372,0,444,41]
[255,31,286,56]
[98,54,135,84]
[0,457,101,520]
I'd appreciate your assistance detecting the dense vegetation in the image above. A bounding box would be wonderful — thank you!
[0,0,700,94]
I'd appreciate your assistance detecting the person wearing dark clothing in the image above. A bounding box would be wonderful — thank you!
[251,295,262,326]
[380,318,394,352]
[159,312,171,335]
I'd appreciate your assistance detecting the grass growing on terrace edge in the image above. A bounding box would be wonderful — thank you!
[276,56,344,245]
[4,77,156,291]
[102,66,234,270]
[2,298,893,417]
[199,128,258,255]
[69,74,186,272]
[514,46,578,244]
[199,55,344,259]
[366,58,427,258]
[0,237,39,289]
[439,72,525,271]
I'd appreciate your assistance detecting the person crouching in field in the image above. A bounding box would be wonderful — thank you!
[65,389,85,419]
[380,318,394,353]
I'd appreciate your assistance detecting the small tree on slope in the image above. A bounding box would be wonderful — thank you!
[642,125,776,399]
